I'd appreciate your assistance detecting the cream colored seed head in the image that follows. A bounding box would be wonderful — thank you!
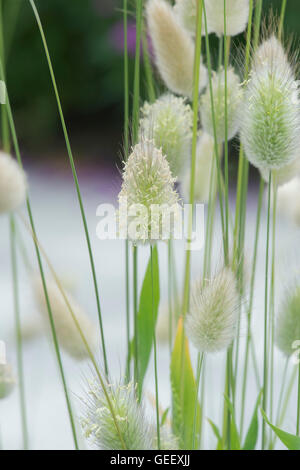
[0,151,27,214]
[146,0,207,98]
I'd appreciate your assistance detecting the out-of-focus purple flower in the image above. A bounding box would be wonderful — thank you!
[108,20,154,60]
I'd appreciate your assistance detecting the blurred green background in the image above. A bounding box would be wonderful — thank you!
[1,0,299,168]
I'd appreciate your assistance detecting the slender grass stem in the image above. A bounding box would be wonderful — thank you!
[240,178,264,434]
[279,0,287,41]
[123,0,131,384]
[269,182,277,434]
[132,0,143,141]
[18,213,127,450]
[168,240,173,354]
[253,0,263,51]
[202,3,226,259]
[28,0,108,376]
[0,2,28,448]
[268,357,289,449]
[262,172,272,450]
[297,362,300,436]
[150,245,160,449]
[223,0,229,264]
[192,352,204,450]
[10,216,29,450]
[133,246,139,386]
[0,56,79,449]
[182,0,204,316]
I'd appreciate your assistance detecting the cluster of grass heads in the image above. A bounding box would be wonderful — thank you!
[1,0,300,451]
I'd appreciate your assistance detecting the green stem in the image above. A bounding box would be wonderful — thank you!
[133,246,139,386]
[278,0,287,40]
[240,178,264,434]
[28,0,109,376]
[151,245,160,449]
[297,362,300,436]
[182,0,204,316]
[0,55,79,450]
[223,0,229,264]
[253,0,263,50]
[262,172,272,450]
[192,352,204,450]
[132,0,143,141]
[269,182,277,435]
[168,239,173,354]
[10,216,29,450]
[123,0,131,384]
[202,1,226,259]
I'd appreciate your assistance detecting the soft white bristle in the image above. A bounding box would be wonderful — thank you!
[146,0,207,97]
[186,267,239,353]
[0,151,27,214]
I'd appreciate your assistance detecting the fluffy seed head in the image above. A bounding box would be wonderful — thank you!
[276,177,300,226]
[146,0,207,97]
[118,139,181,244]
[252,35,293,76]
[174,0,210,36]
[260,155,300,186]
[186,267,239,353]
[205,0,250,37]
[0,363,15,399]
[200,67,243,143]
[139,94,193,177]
[81,379,153,450]
[276,283,300,357]
[0,151,27,214]
[182,132,216,202]
[33,277,97,360]
[241,37,300,171]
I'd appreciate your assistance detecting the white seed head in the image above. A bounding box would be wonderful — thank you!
[146,0,207,97]
[139,94,193,177]
[33,277,97,360]
[0,363,16,399]
[276,283,300,357]
[205,0,250,37]
[186,267,239,353]
[174,0,210,37]
[276,177,300,226]
[119,139,181,244]
[260,155,300,186]
[241,38,300,171]
[81,379,153,450]
[200,67,243,143]
[252,35,293,77]
[182,132,216,202]
[0,151,27,214]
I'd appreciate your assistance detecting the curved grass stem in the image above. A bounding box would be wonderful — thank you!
[27,0,108,376]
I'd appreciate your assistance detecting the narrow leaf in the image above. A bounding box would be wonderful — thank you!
[207,418,223,450]
[261,409,300,450]
[243,391,262,450]
[171,318,201,449]
[136,246,160,397]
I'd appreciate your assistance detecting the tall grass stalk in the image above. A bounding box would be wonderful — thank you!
[240,178,264,434]
[297,363,300,436]
[151,245,160,449]
[0,1,28,448]
[202,2,226,259]
[192,352,204,449]
[27,0,109,376]
[19,214,128,449]
[262,172,272,450]
[182,0,204,317]
[10,217,29,450]
[123,0,131,383]
[0,55,79,449]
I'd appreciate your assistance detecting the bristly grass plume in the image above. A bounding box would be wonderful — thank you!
[81,379,153,450]
[139,93,193,177]
[276,282,300,357]
[146,0,207,98]
[0,363,16,399]
[185,267,239,353]
[0,151,27,214]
